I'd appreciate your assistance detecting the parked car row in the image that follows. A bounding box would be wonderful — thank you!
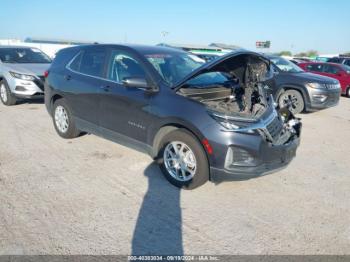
[267,55,342,114]
[0,44,342,189]
[298,62,350,97]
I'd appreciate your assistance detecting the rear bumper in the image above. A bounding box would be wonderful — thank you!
[210,136,300,182]
[307,88,341,110]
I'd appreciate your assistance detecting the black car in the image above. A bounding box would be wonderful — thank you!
[45,44,301,189]
[328,57,350,66]
[267,55,341,114]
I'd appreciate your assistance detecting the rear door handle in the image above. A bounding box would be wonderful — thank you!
[64,75,71,81]
[100,85,111,92]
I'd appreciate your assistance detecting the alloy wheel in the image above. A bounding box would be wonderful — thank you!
[163,141,197,182]
[0,84,8,103]
[54,105,69,133]
[279,91,304,114]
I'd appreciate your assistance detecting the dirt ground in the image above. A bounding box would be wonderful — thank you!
[0,97,350,255]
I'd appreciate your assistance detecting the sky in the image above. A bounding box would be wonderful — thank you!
[1,0,349,54]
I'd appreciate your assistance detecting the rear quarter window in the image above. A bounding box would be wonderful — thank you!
[50,48,80,71]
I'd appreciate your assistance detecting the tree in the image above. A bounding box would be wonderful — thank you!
[295,50,319,57]
[278,51,292,56]
[306,50,319,57]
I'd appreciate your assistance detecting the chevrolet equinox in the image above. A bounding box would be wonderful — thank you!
[45,44,302,189]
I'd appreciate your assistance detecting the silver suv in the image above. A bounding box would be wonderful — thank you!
[0,46,51,105]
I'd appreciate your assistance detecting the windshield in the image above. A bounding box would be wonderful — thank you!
[270,56,304,73]
[0,48,51,64]
[145,53,205,86]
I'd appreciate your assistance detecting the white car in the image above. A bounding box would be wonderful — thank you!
[0,46,51,105]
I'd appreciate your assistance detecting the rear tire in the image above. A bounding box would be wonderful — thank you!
[347,87,350,98]
[0,79,17,106]
[278,89,305,114]
[158,129,209,190]
[52,98,80,139]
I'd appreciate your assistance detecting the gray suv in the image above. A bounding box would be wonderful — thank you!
[45,44,302,189]
[0,46,51,105]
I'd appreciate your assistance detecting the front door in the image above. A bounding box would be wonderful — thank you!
[98,49,156,143]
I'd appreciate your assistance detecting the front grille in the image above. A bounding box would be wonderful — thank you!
[325,84,340,90]
[266,116,283,141]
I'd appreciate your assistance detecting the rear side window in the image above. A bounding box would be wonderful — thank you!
[306,64,323,72]
[323,65,340,74]
[69,48,106,78]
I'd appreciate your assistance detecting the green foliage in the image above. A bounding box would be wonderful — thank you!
[278,51,292,56]
[295,50,319,57]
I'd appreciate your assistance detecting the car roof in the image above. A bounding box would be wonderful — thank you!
[0,45,39,49]
[300,61,340,66]
[79,43,188,56]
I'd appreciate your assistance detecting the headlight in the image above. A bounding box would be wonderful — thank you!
[9,71,35,81]
[306,83,325,89]
[209,112,255,133]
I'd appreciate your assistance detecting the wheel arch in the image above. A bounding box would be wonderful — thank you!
[150,122,206,158]
[50,94,64,115]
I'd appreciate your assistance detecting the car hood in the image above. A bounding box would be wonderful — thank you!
[287,72,339,84]
[3,63,50,76]
[173,49,270,90]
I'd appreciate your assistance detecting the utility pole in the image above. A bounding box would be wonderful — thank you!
[161,31,169,43]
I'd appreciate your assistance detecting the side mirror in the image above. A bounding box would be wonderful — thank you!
[122,77,152,90]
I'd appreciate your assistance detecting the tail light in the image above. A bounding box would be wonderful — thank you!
[44,70,49,78]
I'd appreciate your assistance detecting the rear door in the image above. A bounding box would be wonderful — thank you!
[98,48,156,143]
[64,46,108,126]
[321,64,343,83]
[304,63,325,75]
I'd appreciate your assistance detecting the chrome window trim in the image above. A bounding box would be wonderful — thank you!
[65,49,150,86]
[65,50,121,85]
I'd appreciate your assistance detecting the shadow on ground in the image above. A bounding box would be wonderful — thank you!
[132,162,183,255]
[16,98,44,105]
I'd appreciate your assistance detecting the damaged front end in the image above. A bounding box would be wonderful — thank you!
[210,95,302,146]
[177,52,302,146]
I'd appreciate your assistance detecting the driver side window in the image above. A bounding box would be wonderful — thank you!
[108,50,146,83]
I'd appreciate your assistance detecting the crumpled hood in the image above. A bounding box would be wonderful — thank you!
[288,72,339,84]
[3,63,50,76]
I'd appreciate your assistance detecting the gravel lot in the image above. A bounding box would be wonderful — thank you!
[0,98,350,255]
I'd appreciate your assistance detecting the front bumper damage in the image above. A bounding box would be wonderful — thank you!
[208,100,302,182]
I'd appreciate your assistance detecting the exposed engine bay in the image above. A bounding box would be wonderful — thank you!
[178,53,302,145]
[178,54,272,119]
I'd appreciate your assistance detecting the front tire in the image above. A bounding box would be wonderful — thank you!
[347,87,350,98]
[278,89,305,114]
[52,98,80,139]
[0,79,17,106]
[158,129,209,190]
